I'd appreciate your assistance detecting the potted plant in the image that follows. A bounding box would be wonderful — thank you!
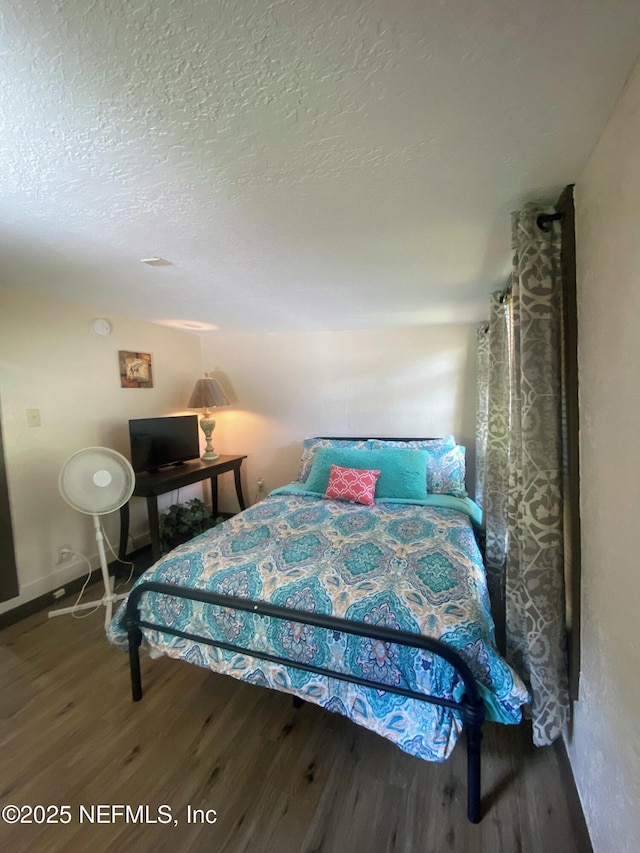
[159,498,221,553]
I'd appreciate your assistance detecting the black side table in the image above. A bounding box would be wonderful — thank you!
[119,455,247,563]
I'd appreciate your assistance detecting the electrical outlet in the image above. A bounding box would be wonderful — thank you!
[53,588,66,599]
[256,478,265,491]
[58,544,73,563]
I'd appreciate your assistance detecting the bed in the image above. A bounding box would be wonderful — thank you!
[107,437,529,823]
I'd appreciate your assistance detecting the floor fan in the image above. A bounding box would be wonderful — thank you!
[50,447,135,627]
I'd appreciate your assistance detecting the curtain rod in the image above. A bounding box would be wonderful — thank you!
[537,212,564,232]
[497,211,565,305]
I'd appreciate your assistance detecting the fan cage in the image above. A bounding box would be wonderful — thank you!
[59,447,135,516]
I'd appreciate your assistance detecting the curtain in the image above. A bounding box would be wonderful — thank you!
[477,294,511,623]
[477,204,570,746]
[475,323,488,511]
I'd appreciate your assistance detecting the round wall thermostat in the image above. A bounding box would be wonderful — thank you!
[91,318,112,336]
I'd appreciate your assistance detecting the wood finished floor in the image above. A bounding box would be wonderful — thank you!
[0,598,589,853]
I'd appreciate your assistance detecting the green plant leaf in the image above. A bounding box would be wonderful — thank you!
[159,498,214,551]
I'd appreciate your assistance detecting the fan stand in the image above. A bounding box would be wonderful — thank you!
[49,514,128,628]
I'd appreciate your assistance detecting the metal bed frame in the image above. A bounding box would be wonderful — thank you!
[126,583,485,823]
[123,437,487,824]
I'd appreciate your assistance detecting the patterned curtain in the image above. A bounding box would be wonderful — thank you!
[475,323,488,511]
[477,204,570,746]
[476,293,511,630]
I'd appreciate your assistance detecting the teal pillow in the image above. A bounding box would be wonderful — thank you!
[366,437,467,497]
[305,447,428,501]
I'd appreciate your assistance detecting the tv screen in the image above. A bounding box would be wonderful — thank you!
[129,415,200,473]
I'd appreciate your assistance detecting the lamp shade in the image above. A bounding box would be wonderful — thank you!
[188,376,230,410]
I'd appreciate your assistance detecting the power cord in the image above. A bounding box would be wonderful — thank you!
[61,550,103,620]
[59,524,136,620]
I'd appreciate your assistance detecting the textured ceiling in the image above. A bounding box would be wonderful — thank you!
[2,0,640,333]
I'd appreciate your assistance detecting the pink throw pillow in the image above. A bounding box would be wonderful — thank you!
[325,464,380,506]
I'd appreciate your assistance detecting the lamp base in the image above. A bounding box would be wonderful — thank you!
[199,412,218,461]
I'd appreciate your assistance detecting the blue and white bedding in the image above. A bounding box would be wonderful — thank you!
[107,489,529,762]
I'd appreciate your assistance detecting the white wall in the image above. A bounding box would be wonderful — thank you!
[569,57,640,852]
[0,288,477,614]
[0,287,201,614]
[201,324,477,507]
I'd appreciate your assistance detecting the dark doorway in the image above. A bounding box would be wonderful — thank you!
[0,397,19,602]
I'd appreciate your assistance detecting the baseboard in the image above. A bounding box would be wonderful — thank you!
[0,545,154,631]
[0,514,221,631]
[554,737,593,852]
[0,568,105,631]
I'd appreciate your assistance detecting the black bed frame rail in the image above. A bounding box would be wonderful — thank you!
[125,581,486,824]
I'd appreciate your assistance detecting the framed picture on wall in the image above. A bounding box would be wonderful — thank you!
[119,351,153,388]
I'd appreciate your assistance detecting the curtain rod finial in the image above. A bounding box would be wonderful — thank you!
[537,212,564,232]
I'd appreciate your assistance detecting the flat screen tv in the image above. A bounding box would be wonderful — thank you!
[129,415,200,473]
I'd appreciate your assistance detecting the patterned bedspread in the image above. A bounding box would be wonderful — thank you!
[107,491,529,761]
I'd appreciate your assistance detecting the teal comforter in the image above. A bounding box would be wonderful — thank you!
[107,490,529,761]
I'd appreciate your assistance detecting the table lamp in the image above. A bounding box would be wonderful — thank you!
[187,373,230,460]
